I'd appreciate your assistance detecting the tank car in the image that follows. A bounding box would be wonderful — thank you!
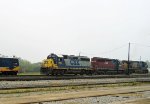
[91,57,125,74]
[0,57,20,75]
[40,53,92,75]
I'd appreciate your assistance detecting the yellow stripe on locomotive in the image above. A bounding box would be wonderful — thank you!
[41,59,58,69]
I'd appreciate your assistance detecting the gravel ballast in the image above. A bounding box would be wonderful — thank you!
[42,91,150,104]
[0,78,150,89]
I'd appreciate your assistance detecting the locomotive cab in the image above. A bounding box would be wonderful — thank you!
[41,59,56,69]
[40,54,61,75]
[41,55,58,67]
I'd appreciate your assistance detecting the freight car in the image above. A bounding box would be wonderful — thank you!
[0,57,20,75]
[91,57,125,75]
[40,53,93,75]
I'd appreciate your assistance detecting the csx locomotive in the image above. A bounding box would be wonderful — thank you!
[41,53,149,75]
[41,53,92,75]
[0,57,20,75]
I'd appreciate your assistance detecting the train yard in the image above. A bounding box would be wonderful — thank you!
[0,69,150,104]
[0,56,149,104]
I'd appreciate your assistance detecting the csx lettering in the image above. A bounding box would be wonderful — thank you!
[70,59,80,65]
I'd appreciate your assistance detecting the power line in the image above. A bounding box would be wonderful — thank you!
[99,43,128,55]
[82,43,128,56]
[131,43,150,48]
[81,42,149,58]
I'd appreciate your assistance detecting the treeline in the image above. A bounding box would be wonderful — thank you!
[19,58,41,73]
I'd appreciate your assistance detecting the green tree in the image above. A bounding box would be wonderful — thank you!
[19,58,41,73]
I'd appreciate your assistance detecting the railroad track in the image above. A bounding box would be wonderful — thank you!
[0,77,150,90]
[0,83,150,104]
[31,87,150,104]
[0,74,150,81]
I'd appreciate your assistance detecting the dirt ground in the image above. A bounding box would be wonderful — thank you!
[0,84,150,104]
[120,98,150,104]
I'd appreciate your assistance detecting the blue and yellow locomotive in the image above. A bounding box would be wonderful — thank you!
[40,53,92,75]
[0,57,20,75]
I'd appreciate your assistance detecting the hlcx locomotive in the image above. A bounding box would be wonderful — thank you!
[0,57,20,75]
[41,53,149,75]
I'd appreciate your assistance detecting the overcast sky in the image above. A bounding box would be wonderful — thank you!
[0,0,150,63]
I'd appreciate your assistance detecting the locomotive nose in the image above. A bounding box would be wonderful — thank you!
[41,59,55,68]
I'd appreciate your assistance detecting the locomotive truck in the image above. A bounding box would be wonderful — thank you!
[0,57,20,75]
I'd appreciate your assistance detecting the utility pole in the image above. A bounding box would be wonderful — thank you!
[127,42,130,75]
[140,56,142,69]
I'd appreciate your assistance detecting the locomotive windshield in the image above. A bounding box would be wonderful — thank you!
[47,54,57,64]
[0,58,19,69]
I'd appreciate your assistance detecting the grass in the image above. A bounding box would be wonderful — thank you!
[0,82,147,94]
[18,72,40,75]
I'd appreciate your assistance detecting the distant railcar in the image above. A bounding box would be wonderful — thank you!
[91,57,125,74]
[0,57,20,75]
[40,53,92,75]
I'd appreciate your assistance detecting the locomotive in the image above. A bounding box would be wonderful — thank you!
[91,57,148,74]
[0,57,20,75]
[40,53,93,75]
[121,60,148,74]
[41,53,149,75]
[91,57,125,74]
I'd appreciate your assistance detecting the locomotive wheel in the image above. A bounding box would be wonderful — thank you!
[74,73,78,75]
[45,70,50,76]
[1,72,6,75]
[80,73,83,75]
[45,71,49,75]
[80,70,85,75]
[85,70,90,75]
[51,73,54,76]
[11,72,17,75]
[60,70,64,75]
[89,71,93,75]
[53,70,58,76]
[85,70,91,75]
